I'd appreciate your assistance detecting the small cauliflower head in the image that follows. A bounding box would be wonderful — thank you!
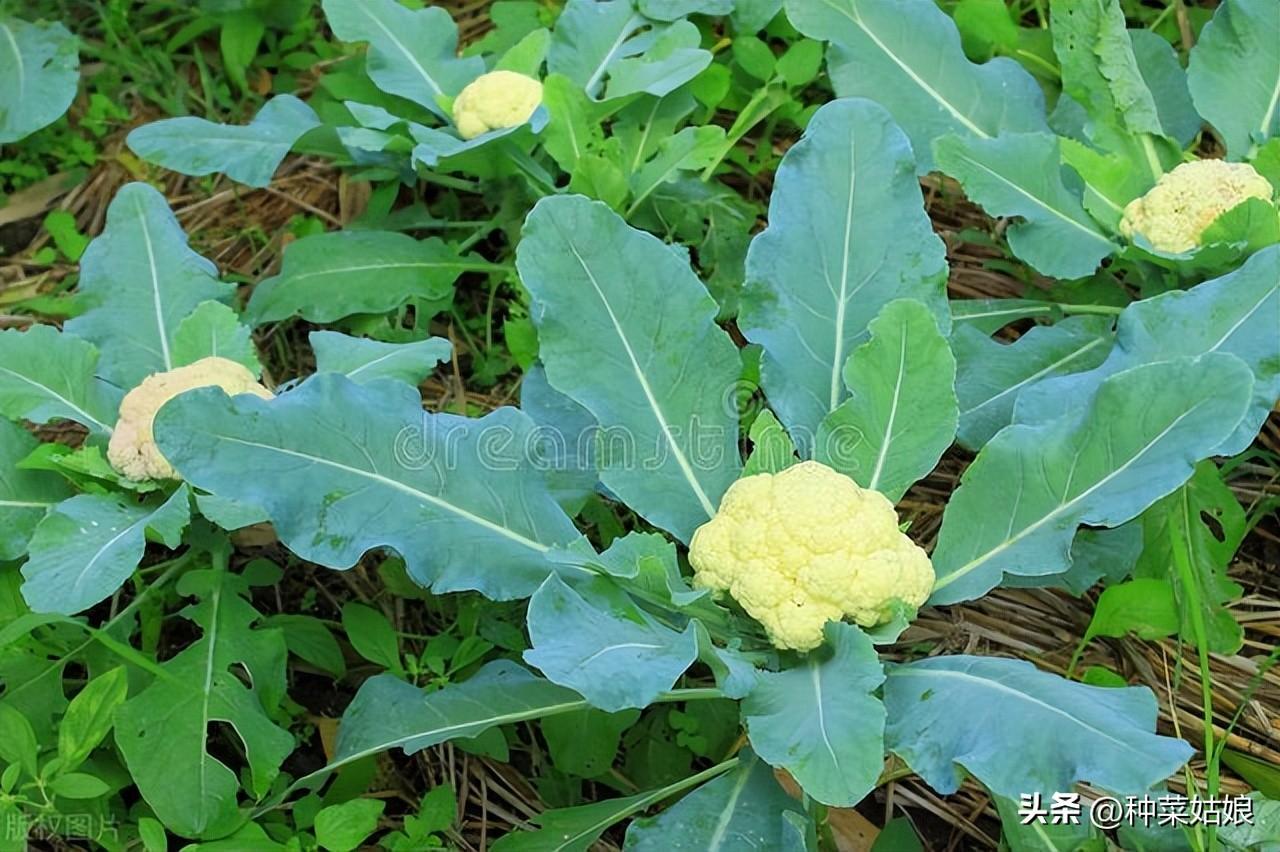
[451,71,543,141]
[689,460,933,652]
[1119,159,1275,253]
[107,357,272,482]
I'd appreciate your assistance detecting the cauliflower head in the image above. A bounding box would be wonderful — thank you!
[688,460,934,651]
[1119,159,1275,253]
[107,357,272,482]
[452,71,543,140]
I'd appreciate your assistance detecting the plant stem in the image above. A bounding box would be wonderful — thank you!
[1055,302,1126,316]
[1169,488,1219,851]
[254,684,726,818]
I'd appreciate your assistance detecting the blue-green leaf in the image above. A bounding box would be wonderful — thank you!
[548,0,642,98]
[517,195,742,542]
[309,331,451,387]
[330,662,582,778]
[742,99,948,451]
[742,623,885,807]
[548,0,711,100]
[0,420,72,561]
[624,749,808,850]
[155,375,581,600]
[1130,29,1201,149]
[1014,246,1280,457]
[953,315,1114,451]
[1003,523,1143,595]
[521,364,599,514]
[784,0,1047,173]
[884,656,1193,797]
[0,326,120,436]
[172,301,261,373]
[638,0,733,21]
[247,230,493,325]
[126,95,320,188]
[0,18,78,144]
[933,132,1117,278]
[321,0,482,116]
[68,183,233,388]
[524,576,699,712]
[20,487,189,615]
[930,354,1254,605]
[1187,0,1280,159]
[816,299,957,502]
[604,20,712,100]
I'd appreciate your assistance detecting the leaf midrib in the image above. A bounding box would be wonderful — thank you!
[359,2,443,96]
[211,434,554,554]
[934,396,1213,592]
[823,0,989,138]
[890,665,1158,759]
[560,232,718,520]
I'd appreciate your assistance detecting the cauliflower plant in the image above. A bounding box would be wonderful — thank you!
[1119,159,1275,254]
[107,357,272,482]
[452,71,543,141]
[688,460,934,651]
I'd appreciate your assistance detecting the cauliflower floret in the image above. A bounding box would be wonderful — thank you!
[107,357,272,482]
[1119,159,1275,253]
[689,460,934,651]
[451,71,543,140]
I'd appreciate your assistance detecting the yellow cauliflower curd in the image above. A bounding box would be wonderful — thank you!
[1119,159,1275,253]
[689,460,933,651]
[107,357,272,482]
[452,71,543,140]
